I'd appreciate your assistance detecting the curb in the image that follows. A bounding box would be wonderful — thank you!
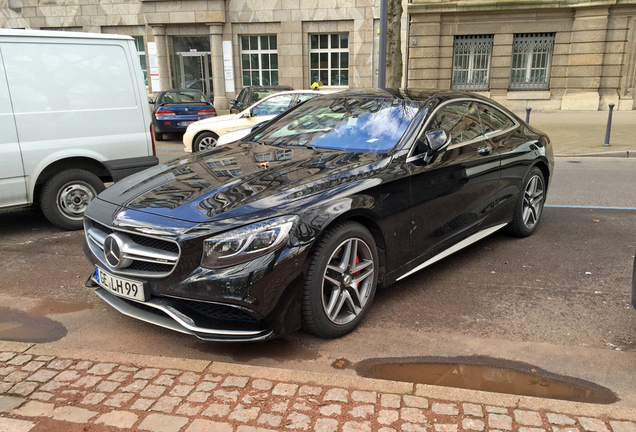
[3,341,636,422]
[555,150,632,158]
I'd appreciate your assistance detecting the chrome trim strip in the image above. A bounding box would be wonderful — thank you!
[95,287,271,340]
[396,223,507,282]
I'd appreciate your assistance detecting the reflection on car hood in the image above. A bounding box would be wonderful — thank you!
[96,142,388,223]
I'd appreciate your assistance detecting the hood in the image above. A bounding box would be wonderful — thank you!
[194,112,240,126]
[96,142,388,224]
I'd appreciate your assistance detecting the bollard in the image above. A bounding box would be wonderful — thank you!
[604,103,615,147]
[525,107,532,124]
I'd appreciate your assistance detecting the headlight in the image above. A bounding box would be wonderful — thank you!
[201,215,298,269]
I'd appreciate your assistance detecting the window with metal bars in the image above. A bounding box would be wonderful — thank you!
[241,35,279,86]
[509,33,555,90]
[310,33,349,87]
[452,35,493,91]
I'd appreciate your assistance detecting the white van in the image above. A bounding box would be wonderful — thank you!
[0,29,157,230]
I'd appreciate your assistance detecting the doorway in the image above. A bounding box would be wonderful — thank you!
[176,52,213,99]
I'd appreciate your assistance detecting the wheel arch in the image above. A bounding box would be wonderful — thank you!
[532,158,551,194]
[33,157,110,204]
[306,212,389,289]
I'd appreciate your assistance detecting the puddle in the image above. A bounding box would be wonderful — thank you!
[356,356,618,404]
[29,299,92,317]
[0,307,67,343]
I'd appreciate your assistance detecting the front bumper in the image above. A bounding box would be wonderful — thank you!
[91,286,273,342]
[83,213,309,342]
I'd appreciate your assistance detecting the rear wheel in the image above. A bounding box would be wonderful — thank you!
[508,166,545,237]
[302,222,378,338]
[194,132,219,152]
[153,125,164,142]
[40,168,105,230]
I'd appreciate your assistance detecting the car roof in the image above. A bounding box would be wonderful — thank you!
[246,85,294,90]
[161,89,205,94]
[308,88,516,112]
[0,28,133,41]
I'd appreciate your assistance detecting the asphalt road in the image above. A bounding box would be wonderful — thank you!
[1,157,635,406]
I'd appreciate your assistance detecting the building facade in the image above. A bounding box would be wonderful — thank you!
[2,0,635,111]
[1,0,386,110]
[406,0,636,111]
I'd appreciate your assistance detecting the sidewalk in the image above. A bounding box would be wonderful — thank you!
[512,109,636,158]
[1,341,636,432]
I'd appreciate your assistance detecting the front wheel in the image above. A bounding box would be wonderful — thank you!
[40,169,105,230]
[194,132,219,152]
[302,222,379,338]
[508,166,546,237]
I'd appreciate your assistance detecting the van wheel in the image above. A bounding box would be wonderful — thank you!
[194,132,218,152]
[41,169,105,230]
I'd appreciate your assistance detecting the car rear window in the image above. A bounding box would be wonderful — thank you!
[162,91,207,104]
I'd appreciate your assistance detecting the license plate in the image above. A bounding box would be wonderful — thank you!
[95,265,145,302]
[179,121,193,127]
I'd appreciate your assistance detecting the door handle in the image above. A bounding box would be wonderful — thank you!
[477,145,492,156]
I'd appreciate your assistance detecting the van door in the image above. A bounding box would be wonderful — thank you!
[0,47,27,207]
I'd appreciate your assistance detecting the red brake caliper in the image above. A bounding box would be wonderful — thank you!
[355,256,360,275]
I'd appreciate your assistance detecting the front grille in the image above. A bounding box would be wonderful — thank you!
[129,234,179,254]
[85,218,180,278]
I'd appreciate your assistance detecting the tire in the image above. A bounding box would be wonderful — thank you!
[508,166,546,237]
[40,168,105,230]
[194,132,219,152]
[153,126,164,142]
[302,221,379,338]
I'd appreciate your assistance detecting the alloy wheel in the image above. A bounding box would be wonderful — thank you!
[321,237,375,325]
[522,174,545,229]
[197,135,217,151]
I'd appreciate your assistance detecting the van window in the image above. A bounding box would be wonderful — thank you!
[3,43,137,113]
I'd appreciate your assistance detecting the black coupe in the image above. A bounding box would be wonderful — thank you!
[83,89,553,341]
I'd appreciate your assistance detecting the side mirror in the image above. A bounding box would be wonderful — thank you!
[244,109,252,118]
[425,129,451,152]
[148,98,155,104]
[229,99,237,105]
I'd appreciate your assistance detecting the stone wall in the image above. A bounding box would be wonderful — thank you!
[407,0,636,110]
[1,0,387,108]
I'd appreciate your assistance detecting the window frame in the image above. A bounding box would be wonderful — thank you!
[407,98,519,160]
[240,35,279,87]
[509,33,555,91]
[134,36,148,88]
[309,33,350,88]
[451,35,494,92]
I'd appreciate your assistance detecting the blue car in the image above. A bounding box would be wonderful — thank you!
[150,90,216,141]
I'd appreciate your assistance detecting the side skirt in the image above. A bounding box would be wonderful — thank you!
[396,223,508,282]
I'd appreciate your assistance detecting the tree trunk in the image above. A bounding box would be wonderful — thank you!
[386,0,403,89]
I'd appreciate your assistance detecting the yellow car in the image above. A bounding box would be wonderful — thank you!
[183,90,333,153]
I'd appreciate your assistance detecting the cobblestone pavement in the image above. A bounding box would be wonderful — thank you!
[1,347,636,432]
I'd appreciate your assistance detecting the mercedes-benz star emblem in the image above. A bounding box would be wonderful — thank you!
[104,234,126,268]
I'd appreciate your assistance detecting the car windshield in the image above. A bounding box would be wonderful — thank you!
[253,90,280,101]
[162,91,207,104]
[253,97,420,153]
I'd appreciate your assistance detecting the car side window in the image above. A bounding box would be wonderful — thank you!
[427,101,483,146]
[478,103,515,136]
[252,94,294,116]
